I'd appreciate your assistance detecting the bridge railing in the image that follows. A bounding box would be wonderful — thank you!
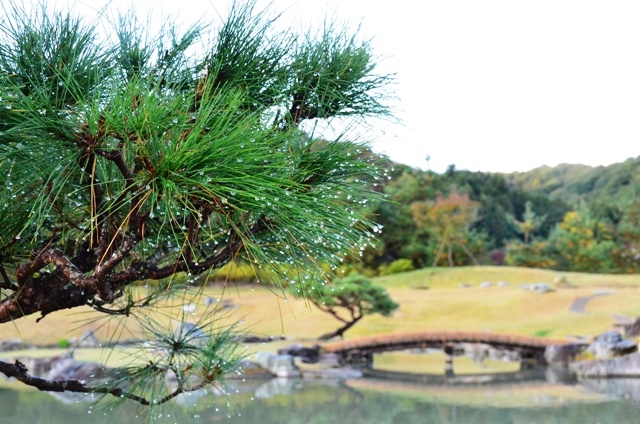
[324,330,567,361]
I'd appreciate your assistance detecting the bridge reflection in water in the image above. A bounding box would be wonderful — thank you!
[362,364,551,387]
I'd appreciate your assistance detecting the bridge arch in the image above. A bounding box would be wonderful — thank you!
[324,331,566,365]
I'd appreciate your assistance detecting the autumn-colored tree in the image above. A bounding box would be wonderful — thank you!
[549,206,617,272]
[615,198,640,272]
[410,192,480,269]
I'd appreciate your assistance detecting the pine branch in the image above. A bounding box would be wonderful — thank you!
[0,359,214,406]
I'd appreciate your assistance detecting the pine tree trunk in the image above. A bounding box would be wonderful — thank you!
[318,316,362,340]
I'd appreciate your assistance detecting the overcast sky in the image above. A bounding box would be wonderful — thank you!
[43,0,640,173]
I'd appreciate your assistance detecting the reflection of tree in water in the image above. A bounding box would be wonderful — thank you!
[222,382,640,424]
[0,388,138,424]
[4,380,640,424]
[292,386,400,424]
[216,383,401,424]
[170,381,640,424]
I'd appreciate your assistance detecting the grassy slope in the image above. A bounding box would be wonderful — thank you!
[3,266,640,346]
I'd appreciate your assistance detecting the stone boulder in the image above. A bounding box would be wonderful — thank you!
[254,353,301,378]
[317,353,344,367]
[571,352,640,377]
[521,283,552,293]
[174,323,209,346]
[545,367,578,385]
[624,316,640,337]
[277,344,320,363]
[240,335,273,343]
[579,377,640,401]
[0,339,28,352]
[302,367,363,380]
[47,358,106,381]
[10,354,107,383]
[254,377,301,399]
[544,343,587,366]
[554,275,567,284]
[12,354,71,377]
[585,331,637,359]
[503,350,521,362]
[461,343,490,363]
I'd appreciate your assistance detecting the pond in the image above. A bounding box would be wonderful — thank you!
[2,369,640,424]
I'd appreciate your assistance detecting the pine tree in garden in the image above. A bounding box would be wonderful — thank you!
[308,274,398,340]
[0,0,393,416]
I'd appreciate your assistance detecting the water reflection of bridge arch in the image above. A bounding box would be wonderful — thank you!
[360,366,549,387]
[324,331,567,365]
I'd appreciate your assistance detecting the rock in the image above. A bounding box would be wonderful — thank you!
[496,281,509,287]
[579,377,640,401]
[624,316,640,337]
[487,348,504,362]
[462,343,489,363]
[230,360,272,379]
[204,296,217,305]
[544,343,586,366]
[254,377,301,399]
[503,350,522,362]
[174,323,209,345]
[182,303,197,313]
[458,283,471,288]
[254,353,301,378]
[479,281,491,288]
[277,344,320,364]
[545,367,577,385]
[12,355,71,377]
[554,275,567,284]
[318,353,344,367]
[302,367,363,379]
[585,331,637,359]
[595,331,624,344]
[240,335,273,343]
[47,359,106,381]
[0,339,28,352]
[10,354,107,383]
[571,352,640,377]
[521,283,552,293]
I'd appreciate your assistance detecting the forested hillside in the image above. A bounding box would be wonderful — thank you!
[351,157,640,276]
[501,156,640,204]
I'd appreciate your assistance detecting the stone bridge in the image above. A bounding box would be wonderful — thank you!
[324,331,566,365]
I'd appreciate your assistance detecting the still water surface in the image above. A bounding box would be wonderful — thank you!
[2,373,640,424]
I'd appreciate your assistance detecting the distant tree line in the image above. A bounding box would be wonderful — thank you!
[357,161,640,275]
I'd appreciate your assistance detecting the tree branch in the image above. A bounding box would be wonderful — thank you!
[0,265,14,289]
[311,301,349,324]
[0,359,214,406]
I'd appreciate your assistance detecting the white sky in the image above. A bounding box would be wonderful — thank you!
[43,1,640,173]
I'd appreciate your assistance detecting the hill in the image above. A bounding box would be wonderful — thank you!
[501,156,640,204]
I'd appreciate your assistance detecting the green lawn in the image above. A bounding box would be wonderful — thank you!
[2,266,640,347]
